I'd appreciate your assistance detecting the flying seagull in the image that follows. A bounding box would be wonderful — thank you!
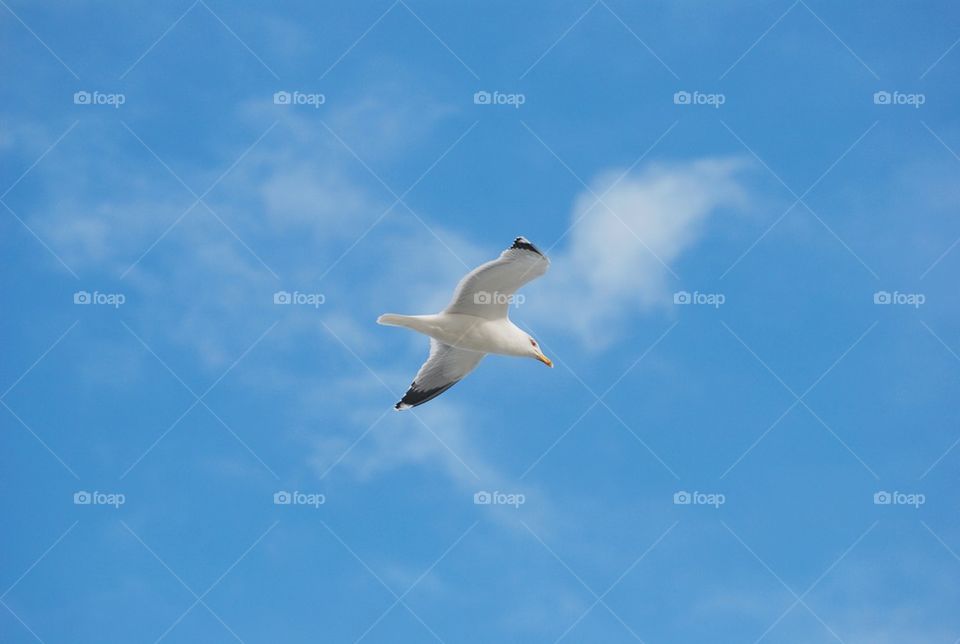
[378,236,552,410]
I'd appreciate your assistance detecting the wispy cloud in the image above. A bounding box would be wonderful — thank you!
[528,158,751,347]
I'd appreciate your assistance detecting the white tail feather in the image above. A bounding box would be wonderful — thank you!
[377,314,417,328]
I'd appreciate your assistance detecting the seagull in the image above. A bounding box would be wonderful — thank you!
[378,236,553,410]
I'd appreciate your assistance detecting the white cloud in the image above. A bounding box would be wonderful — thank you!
[305,391,552,533]
[310,400,484,485]
[528,158,750,348]
[257,164,377,240]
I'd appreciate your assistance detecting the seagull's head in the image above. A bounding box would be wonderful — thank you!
[527,337,553,368]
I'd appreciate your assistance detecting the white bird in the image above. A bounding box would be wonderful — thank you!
[378,236,553,410]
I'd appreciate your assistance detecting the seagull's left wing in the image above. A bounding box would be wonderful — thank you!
[396,340,485,410]
[444,236,549,320]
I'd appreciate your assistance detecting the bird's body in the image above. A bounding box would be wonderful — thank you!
[378,237,552,410]
[377,313,532,356]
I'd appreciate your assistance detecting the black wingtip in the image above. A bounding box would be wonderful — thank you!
[510,236,544,256]
[395,380,460,410]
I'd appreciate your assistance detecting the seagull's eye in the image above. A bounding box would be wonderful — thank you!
[530,339,537,347]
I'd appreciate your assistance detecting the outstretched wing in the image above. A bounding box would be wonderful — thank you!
[395,340,485,410]
[444,236,549,320]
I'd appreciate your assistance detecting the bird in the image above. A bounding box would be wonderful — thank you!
[378,236,553,410]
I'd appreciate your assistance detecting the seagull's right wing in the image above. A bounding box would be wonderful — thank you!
[395,340,485,410]
[444,236,550,320]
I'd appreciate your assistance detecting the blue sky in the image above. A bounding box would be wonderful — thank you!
[2,1,960,642]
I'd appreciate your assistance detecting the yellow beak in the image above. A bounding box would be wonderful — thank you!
[536,353,554,368]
